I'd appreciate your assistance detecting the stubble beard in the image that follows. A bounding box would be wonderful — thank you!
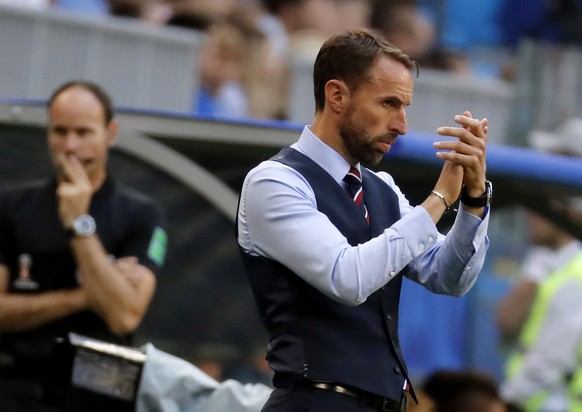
[339,112,391,167]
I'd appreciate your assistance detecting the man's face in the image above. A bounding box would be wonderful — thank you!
[47,86,115,182]
[339,56,413,166]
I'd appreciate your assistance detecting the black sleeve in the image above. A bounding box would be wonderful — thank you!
[119,197,168,276]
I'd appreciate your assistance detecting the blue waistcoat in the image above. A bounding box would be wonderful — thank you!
[239,147,415,401]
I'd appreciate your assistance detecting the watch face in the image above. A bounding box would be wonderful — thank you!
[73,215,96,237]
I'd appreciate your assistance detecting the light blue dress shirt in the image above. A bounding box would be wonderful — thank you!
[237,126,490,305]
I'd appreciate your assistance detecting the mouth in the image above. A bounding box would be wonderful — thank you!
[379,137,396,153]
[78,158,92,166]
[66,154,92,166]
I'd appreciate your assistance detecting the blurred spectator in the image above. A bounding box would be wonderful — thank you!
[499,0,582,49]
[423,369,508,412]
[255,0,374,119]
[193,20,250,118]
[370,0,435,61]
[258,0,372,57]
[497,120,582,411]
[419,48,472,76]
[496,245,558,345]
[497,0,582,81]
[436,0,505,52]
[165,0,243,24]
[334,0,372,32]
[107,0,147,18]
[420,0,509,78]
[239,15,289,120]
[167,1,288,120]
[497,211,582,411]
[106,0,179,24]
[370,1,475,77]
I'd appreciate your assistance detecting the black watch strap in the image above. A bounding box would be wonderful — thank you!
[460,180,492,208]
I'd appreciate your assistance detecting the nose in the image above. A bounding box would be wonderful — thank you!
[391,107,408,136]
[62,133,80,153]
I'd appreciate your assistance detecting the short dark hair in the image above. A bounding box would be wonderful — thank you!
[313,29,417,111]
[48,80,114,125]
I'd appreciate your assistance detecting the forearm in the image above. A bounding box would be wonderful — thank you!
[0,289,85,332]
[408,205,489,296]
[70,235,154,334]
[275,207,439,305]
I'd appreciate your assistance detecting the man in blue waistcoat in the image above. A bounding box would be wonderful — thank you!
[236,29,491,412]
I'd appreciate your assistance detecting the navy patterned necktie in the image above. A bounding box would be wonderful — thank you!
[343,167,370,224]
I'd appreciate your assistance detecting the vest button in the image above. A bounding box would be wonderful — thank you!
[386,314,392,320]
[394,367,401,373]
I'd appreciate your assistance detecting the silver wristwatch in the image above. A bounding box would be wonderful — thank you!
[67,214,96,238]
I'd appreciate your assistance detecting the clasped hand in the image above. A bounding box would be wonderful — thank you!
[432,110,488,205]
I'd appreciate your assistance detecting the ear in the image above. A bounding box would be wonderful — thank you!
[325,79,349,114]
[106,119,119,147]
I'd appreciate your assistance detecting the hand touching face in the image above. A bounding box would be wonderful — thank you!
[48,85,117,188]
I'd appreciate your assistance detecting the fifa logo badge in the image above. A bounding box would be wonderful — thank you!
[13,253,39,290]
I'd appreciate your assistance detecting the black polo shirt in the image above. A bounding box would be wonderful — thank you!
[0,176,167,369]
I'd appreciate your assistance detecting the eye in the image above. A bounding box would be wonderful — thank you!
[51,126,67,136]
[383,99,401,108]
[77,128,91,137]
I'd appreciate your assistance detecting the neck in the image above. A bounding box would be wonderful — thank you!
[312,112,354,165]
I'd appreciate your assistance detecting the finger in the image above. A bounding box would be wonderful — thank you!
[480,118,488,135]
[116,256,139,266]
[437,125,479,142]
[435,149,484,171]
[115,257,140,274]
[454,114,483,133]
[461,111,475,130]
[60,154,89,185]
[438,122,487,145]
[434,139,483,158]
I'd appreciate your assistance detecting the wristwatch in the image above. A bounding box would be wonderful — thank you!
[67,214,96,238]
[460,180,492,208]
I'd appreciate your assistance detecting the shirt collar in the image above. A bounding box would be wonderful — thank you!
[292,125,358,184]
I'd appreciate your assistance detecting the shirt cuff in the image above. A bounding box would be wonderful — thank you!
[391,206,440,258]
[450,203,489,247]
